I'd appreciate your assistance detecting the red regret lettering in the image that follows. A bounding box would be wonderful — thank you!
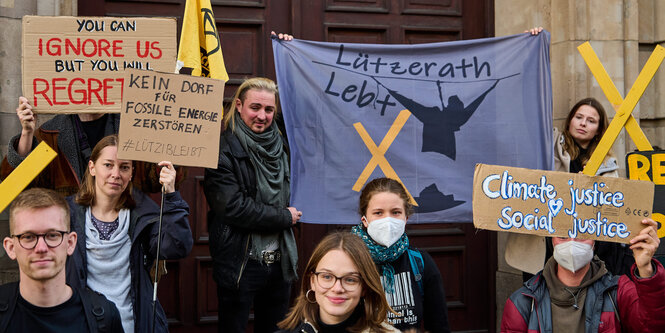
[88,78,103,105]
[31,77,124,107]
[51,78,68,105]
[33,78,52,106]
[68,78,87,105]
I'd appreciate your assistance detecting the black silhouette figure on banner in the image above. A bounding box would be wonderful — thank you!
[373,77,499,160]
[412,183,465,213]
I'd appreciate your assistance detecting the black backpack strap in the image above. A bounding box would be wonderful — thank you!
[0,282,19,333]
[79,287,110,333]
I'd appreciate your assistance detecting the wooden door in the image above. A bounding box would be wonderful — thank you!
[79,1,496,332]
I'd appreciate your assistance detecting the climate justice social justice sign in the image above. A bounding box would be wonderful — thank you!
[472,164,654,243]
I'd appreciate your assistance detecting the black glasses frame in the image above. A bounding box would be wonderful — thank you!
[11,230,69,250]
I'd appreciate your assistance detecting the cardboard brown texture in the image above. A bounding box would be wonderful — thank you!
[117,69,224,168]
[472,163,654,244]
[21,16,176,114]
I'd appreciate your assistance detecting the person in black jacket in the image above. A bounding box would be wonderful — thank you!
[203,77,302,333]
[1,188,123,332]
[352,177,451,333]
[65,134,192,333]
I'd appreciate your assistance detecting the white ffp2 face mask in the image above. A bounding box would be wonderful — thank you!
[366,216,406,247]
[553,240,593,273]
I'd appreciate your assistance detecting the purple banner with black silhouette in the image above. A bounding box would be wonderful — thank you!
[272,32,553,224]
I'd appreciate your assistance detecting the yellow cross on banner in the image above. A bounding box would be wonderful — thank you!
[352,109,418,205]
[578,42,665,176]
[0,142,57,212]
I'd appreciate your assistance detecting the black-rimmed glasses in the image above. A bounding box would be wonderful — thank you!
[313,272,362,291]
[11,231,69,250]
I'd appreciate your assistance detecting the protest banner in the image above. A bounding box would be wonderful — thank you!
[472,163,654,244]
[21,16,176,113]
[117,69,224,168]
[273,32,552,224]
[626,150,665,256]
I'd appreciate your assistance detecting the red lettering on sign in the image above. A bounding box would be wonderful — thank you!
[52,78,68,105]
[112,40,124,57]
[37,38,125,57]
[68,78,87,104]
[32,77,124,107]
[33,79,52,106]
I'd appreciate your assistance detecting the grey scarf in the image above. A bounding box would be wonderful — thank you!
[234,114,296,277]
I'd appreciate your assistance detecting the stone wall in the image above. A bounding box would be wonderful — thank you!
[494,0,664,329]
[0,0,76,284]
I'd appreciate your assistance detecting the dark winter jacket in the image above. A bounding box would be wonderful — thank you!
[203,129,296,289]
[0,114,181,196]
[66,189,192,333]
[501,259,665,333]
[380,249,450,333]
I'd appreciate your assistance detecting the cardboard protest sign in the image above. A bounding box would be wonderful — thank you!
[21,16,176,114]
[472,163,654,244]
[626,150,665,256]
[117,69,224,168]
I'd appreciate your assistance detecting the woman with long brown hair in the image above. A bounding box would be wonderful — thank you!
[554,97,617,176]
[277,232,398,333]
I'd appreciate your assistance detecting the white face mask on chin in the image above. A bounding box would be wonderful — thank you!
[553,240,594,273]
[365,216,406,247]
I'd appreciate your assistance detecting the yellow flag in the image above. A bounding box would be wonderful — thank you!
[176,0,229,81]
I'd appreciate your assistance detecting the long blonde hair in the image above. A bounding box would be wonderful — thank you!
[278,232,393,332]
[222,77,280,132]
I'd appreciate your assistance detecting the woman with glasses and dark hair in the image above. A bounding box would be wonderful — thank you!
[277,232,399,333]
[65,134,193,333]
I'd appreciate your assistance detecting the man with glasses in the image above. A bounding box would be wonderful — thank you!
[0,188,122,332]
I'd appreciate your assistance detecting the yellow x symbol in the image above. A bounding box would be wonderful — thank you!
[352,109,417,205]
[578,42,665,176]
[0,141,57,212]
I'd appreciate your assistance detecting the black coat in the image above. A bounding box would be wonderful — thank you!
[66,190,192,333]
[203,129,293,289]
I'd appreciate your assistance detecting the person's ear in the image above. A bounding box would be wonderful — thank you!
[361,216,369,228]
[235,98,242,112]
[88,160,96,176]
[66,232,77,256]
[309,272,317,290]
[3,237,16,260]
